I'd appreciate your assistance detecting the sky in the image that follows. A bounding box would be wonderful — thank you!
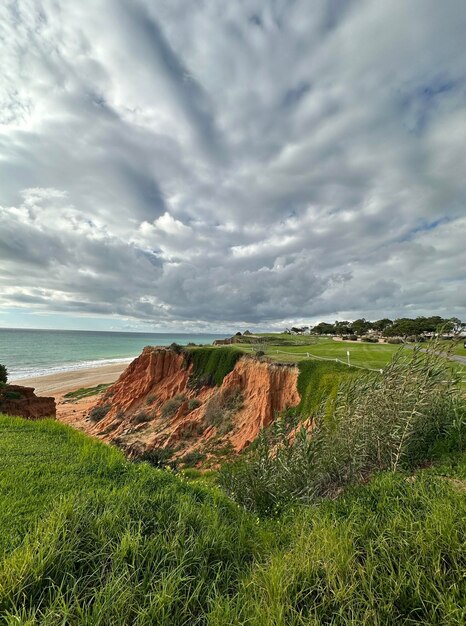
[1,0,466,333]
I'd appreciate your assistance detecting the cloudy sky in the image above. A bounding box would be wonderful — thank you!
[1,0,465,332]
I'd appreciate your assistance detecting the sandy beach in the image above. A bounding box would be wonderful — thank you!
[11,362,129,396]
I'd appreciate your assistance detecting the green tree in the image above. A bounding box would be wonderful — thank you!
[0,364,7,384]
[311,322,336,335]
[351,318,372,336]
[334,320,351,335]
[372,318,392,332]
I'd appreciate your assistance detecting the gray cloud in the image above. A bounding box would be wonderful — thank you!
[1,0,465,330]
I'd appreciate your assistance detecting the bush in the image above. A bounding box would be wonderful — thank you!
[187,398,201,411]
[4,390,22,400]
[361,336,378,343]
[387,337,403,344]
[0,365,7,384]
[169,342,184,355]
[145,394,156,405]
[88,405,111,422]
[255,350,265,357]
[161,394,186,418]
[138,446,173,467]
[220,343,465,516]
[180,450,206,467]
[132,411,152,424]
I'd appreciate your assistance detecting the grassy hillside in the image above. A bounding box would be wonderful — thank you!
[186,346,243,386]
[0,416,271,624]
[0,414,464,625]
[296,359,358,417]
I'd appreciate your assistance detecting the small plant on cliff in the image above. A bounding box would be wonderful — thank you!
[180,450,206,467]
[187,398,201,411]
[0,364,7,385]
[132,411,152,424]
[161,394,186,418]
[138,446,174,468]
[4,390,22,400]
[88,405,111,422]
[169,342,184,355]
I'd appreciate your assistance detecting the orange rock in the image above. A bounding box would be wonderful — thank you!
[0,385,56,419]
[222,358,300,451]
[78,348,301,462]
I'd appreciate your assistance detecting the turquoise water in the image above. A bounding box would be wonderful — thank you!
[0,329,224,379]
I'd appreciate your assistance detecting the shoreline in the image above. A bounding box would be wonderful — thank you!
[11,361,130,396]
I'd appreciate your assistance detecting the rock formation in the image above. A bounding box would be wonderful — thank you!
[0,385,56,419]
[85,347,300,465]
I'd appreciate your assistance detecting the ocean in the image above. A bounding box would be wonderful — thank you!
[0,329,224,380]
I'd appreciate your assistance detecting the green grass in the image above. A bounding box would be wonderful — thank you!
[223,466,466,625]
[0,415,272,624]
[296,359,358,418]
[241,337,399,369]
[186,346,243,386]
[0,417,125,555]
[438,339,466,358]
[0,415,464,624]
[63,383,111,400]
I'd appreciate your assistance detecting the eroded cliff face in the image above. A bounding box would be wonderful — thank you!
[0,385,56,419]
[86,347,300,465]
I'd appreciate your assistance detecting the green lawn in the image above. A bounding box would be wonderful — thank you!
[240,337,400,370]
[0,415,465,624]
[439,339,466,357]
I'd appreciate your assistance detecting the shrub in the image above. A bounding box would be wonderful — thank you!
[4,390,22,400]
[88,405,111,422]
[361,336,378,343]
[132,411,152,424]
[138,446,173,467]
[145,394,156,405]
[387,337,403,344]
[187,398,201,411]
[180,450,206,467]
[169,342,184,355]
[0,364,7,384]
[161,394,186,418]
[255,350,265,357]
[220,342,465,516]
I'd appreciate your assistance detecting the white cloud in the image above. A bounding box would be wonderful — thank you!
[0,0,465,329]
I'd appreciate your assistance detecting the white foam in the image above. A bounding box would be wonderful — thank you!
[10,357,136,381]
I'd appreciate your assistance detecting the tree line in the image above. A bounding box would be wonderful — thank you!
[286,316,465,338]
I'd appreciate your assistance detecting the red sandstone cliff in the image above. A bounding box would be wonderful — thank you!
[86,347,300,465]
[0,385,56,419]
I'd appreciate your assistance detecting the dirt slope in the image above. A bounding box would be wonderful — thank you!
[77,347,300,465]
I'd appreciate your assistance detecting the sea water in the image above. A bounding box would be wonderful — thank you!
[0,328,224,380]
